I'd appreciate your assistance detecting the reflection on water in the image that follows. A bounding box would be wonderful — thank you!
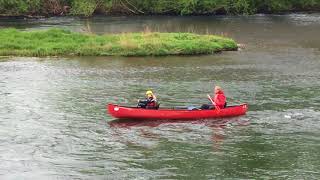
[108,117,249,128]
[109,117,250,151]
[0,14,320,179]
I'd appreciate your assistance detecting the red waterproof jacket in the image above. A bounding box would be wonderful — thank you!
[214,90,226,109]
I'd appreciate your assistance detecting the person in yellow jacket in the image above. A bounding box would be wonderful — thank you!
[137,90,159,109]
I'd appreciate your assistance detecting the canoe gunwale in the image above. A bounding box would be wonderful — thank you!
[109,104,245,111]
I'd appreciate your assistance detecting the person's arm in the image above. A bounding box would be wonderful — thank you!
[137,99,148,108]
[139,99,148,103]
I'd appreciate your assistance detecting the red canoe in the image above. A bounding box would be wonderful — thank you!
[107,103,248,120]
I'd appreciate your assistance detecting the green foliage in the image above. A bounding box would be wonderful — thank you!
[111,0,320,15]
[100,0,114,11]
[193,0,227,14]
[0,0,319,16]
[0,28,237,57]
[229,0,257,15]
[263,0,294,12]
[70,0,97,16]
[0,0,41,15]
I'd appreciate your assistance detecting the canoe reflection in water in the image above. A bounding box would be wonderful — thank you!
[108,117,250,150]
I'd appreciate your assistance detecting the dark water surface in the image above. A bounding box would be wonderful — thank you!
[0,15,320,179]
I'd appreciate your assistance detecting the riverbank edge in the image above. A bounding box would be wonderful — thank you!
[0,28,238,57]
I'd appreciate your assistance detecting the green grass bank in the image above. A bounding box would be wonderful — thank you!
[0,28,238,57]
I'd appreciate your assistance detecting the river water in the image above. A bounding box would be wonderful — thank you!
[0,14,320,179]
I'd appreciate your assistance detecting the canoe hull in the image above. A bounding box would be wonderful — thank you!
[107,103,248,120]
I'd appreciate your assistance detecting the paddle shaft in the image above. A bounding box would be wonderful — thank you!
[207,94,220,110]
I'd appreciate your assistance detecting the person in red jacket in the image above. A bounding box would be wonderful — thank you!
[213,86,227,109]
[201,86,227,109]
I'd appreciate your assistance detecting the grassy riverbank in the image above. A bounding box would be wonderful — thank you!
[0,28,237,57]
[0,0,319,17]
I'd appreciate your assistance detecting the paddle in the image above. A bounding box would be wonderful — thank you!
[207,94,220,110]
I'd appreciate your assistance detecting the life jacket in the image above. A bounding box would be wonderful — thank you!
[146,97,157,108]
[214,90,226,109]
